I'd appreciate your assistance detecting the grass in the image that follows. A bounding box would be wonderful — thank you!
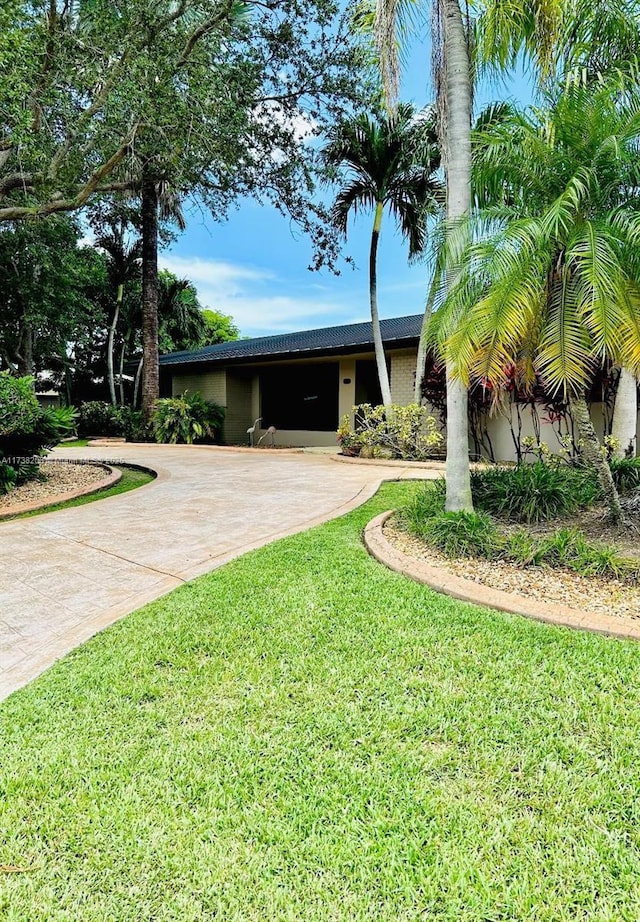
[2,465,155,522]
[57,439,90,448]
[2,481,640,919]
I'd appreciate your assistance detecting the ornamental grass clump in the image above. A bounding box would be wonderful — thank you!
[610,457,640,494]
[402,481,502,559]
[507,527,640,583]
[337,403,443,461]
[470,461,598,523]
[401,481,640,582]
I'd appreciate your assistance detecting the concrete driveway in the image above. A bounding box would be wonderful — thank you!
[0,444,438,699]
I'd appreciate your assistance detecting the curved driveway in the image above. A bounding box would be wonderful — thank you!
[1,445,437,700]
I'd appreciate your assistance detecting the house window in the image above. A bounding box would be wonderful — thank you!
[260,362,339,431]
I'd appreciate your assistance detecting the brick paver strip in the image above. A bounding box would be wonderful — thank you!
[0,464,121,520]
[364,510,640,641]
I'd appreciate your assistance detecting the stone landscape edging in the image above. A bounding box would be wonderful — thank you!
[0,463,122,520]
[364,510,640,641]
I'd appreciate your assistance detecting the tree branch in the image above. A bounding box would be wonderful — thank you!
[0,128,138,222]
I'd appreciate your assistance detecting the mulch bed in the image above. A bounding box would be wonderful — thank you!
[0,461,110,512]
[384,514,640,621]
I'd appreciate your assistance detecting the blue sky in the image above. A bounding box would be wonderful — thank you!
[160,32,533,338]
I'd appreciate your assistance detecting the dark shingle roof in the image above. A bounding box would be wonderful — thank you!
[160,313,423,368]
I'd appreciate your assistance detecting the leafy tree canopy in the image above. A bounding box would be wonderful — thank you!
[1,0,373,267]
[0,216,107,376]
[201,308,240,345]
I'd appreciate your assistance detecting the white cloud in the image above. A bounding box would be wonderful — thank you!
[158,253,364,335]
[159,254,274,291]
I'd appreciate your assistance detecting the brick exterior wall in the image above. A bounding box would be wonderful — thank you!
[225,372,254,444]
[171,370,226,406]
[390,350,418,406]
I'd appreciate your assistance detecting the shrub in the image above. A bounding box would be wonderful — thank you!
[0,461,17,493]
[337,404,444,461]
[0,373,78,493]
[470,462,598,523]
[122,409,154,443]
[0,372,41,435]
[152,391,225,445]
[427,511,501,559]
[78,401,127,437]
[609,457,640,494]
[402,482,500,558]
[509,527,640,583]
[401,479,447,532]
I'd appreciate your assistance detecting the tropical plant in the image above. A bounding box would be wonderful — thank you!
[374,0,575,512]
[78,402,128,438]
[323,104,441,406]
[338,402,444,460]
[431,77,640,522]
[152,391,225,445]
[470,462,599,523]
[610,456,640,494]
[94,220,142,406]
[0,373,77,490]
[158,271,206,352]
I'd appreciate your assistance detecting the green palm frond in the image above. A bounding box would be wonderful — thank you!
[330,179,378,236]
[536,265,593,395]
[323,103,441,252]
[617,282,640,376]
[567,220,626,358]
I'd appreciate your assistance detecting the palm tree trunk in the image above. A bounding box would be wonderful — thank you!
[107,283,122,406]
[442,0,473,512]
[568,392,623,523]
[118,341,126,405]
[611,367,637,458]
[370,201,393,407]
[133,356,144,409]
[141,177,159,423]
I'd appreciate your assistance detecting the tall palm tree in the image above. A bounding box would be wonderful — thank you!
[374,0,566,510]
[94,222,142,405]
[323,104,441,407]
[431,80,640,522]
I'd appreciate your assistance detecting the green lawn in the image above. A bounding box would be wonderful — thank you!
[2,481,640,920]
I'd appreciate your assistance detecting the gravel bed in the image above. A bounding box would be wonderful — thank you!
[0,461,110,511]
[385,517,640,621]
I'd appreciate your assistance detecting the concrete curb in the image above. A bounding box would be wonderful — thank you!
[87,440,306,454]
[332,453,447,470]
[363,510,640,641]
[0,463,122,520]
[332,454,491,471]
